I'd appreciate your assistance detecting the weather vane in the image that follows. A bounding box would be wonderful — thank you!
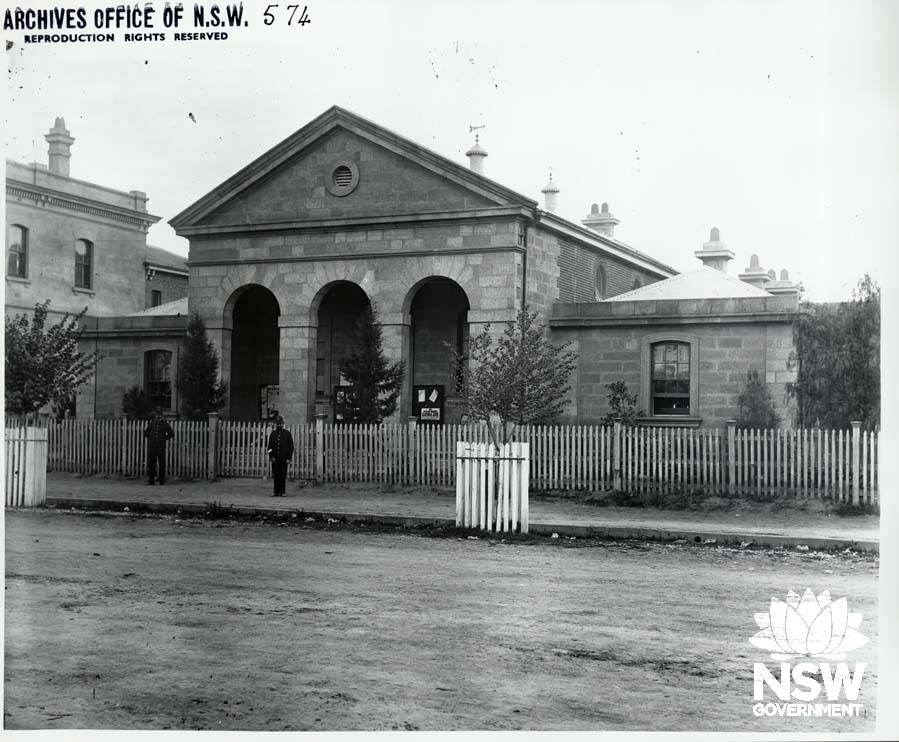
[469,124,485,143]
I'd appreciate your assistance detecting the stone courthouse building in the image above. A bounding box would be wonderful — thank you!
[166,106,799,427]
[9,107,799,425]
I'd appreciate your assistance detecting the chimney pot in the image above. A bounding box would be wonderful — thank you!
[695,226,735,272]
[45,116,74,177]
[739,253,770,289]
[582,199,619,238]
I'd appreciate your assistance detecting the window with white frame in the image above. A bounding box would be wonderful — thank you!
[650,341,691,415]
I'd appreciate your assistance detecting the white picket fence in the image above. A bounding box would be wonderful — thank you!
[5,423,49,507]
[40,416,879,504]
[455,442,530,533]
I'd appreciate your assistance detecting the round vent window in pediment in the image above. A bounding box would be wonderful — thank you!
[326,160,359,197]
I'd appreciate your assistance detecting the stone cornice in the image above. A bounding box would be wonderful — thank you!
[174,206,531,238]
[81,325,187,340]
[549,312,797,328]
[7,180,161,231]
[187,243,524,267]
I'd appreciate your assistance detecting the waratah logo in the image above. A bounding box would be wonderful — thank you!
[749,589,868,660]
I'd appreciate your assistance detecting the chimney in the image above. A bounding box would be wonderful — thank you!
[694,226,735,272]
[541,172,559,212]
[738,253,771,290]
[45,117,74,177]
[465,127,488,174]
[582,202,620,239]
[766,268,801,296]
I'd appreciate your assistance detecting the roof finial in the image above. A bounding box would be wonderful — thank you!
[541,166,560,212]
[465,124,488,174]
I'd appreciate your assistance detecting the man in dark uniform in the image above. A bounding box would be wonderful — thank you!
[144,408,175,485]
[266,415,294,497]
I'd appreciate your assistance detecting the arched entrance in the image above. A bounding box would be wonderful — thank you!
[408,278,470,423]
[314,282,370,420]
[229,285,281,420]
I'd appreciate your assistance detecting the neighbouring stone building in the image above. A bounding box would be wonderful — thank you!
[5,118,189,417]
[16,107,801,425]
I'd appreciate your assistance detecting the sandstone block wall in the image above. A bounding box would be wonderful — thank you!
[550,296,798,428]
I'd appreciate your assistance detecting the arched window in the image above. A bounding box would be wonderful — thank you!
[75,239,93,289]
[650,341,691,415]
[7,224,28,279]
[595,264,607,300]
[145,350,173,411]
[632,277,642,291]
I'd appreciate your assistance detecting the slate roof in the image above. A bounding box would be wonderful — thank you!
[144,245,188,273]
[127,297,188,317]
[605,267,771,301]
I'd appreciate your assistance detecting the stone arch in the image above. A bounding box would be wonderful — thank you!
[403,276,471,423]
[311,280,371,420]
[227,284,282,420]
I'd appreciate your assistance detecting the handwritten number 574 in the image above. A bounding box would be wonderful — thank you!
[263,4,311,25]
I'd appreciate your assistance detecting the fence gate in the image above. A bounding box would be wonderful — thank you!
[455,441,529,533]
[5,424,49,507]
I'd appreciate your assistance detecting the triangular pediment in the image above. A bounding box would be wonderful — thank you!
[170,106,537,231]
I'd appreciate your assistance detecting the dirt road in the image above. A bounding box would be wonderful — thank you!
[4,510,879,731]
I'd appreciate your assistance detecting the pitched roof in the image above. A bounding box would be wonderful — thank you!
[144,245,188,273]
[169,105,539,229]
[605,267,771,301]
[127,297,188,317]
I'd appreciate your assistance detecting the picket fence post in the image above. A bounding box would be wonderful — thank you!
[727,419,736,495]
[851,421,861,505]
[407,417,418,485]
[314,413,326,483]
[613,419,622,491]
[206,412,219,481]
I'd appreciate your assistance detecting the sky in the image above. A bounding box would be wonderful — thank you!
[4,0,898,304]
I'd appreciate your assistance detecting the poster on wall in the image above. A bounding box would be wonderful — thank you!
[412,385,444,423]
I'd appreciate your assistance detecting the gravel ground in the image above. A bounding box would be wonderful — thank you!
[4,509,879,732]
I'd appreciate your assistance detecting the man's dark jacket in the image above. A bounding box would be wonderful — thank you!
[144,418,175,450]
[267,427,295,463]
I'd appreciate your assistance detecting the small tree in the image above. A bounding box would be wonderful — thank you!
[4,301,96,417]
[736,370,781,429]
[600,381,644,426]
[122,386,154,420]
[339,303,405,424]
[177,313,227,420]
[451,307,578,448]
[788,274,880,428]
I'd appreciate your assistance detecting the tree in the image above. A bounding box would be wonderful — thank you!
[122,386,154,420]
[600,381,644,426]
[4,301,96,417]
[176,313,227,419]
[788,275,880,428]
[339,303,405,424]
[451,307,579,448]
[736,370,781,429]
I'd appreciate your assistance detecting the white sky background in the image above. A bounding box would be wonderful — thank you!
[4,0,898,302]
